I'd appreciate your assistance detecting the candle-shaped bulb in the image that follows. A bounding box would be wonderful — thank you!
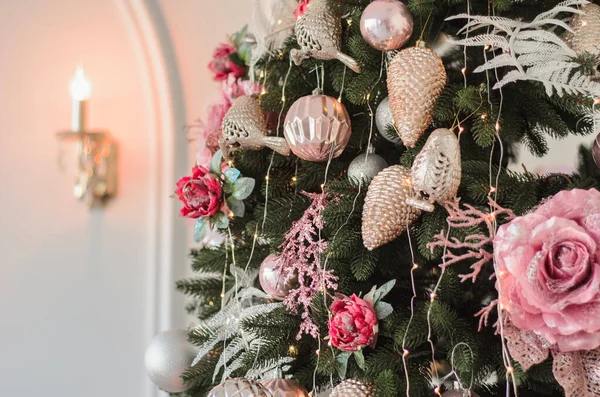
[70,66,91,101]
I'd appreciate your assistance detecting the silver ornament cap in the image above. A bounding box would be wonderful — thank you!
[375,97,401,144]
[144,329,197,393]
[348,149,388,185]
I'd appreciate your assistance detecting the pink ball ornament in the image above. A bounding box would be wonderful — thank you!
[442,390,480,397]
[260,378,309,397]
[259,254,296,299]
[360,0,414,51]
[283,93,352,162]
[593,132,600,167]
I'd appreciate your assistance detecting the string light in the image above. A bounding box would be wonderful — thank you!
[412,263,419,270]
[582,19,589,26]
[594,97,600,105]
[461,67,467,75]
[347,18,353,26]
[497,270,507,278]
[260,88,267,97]
[489,186,496,193]
[484,44,491,50]
[506,366,514,375]
[209,301,214,306]
[320,183,326,191]
[434,386,442,396]
[265,175,270,181]
[458,125,465,134]
[288,345,299,356]
[277,19,282,25]
[227,160,234,167]
[495,122,501,132]
[220,293,225,298]
[281,95,286,102]
[403,349,409,357]
[481,113,487,120]
[430,292,437,302]
[315,349,320,356]
[228,210,235,218]
[291,176,298,183]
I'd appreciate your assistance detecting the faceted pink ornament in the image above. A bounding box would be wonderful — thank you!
[360,0,413,51]
[284,93,352,162]
[593,132,600,168]
[260,378,309,397]
[441,390,480,397]
[259,254,296,300]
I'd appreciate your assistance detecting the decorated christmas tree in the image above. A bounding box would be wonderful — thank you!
[144,0,600,396]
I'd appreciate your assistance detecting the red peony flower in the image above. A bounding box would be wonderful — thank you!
[294,0,310,20]
[208,43,246,81]
[175,166,223,218]
[328,294,378,352]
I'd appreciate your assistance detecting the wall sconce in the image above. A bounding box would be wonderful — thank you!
[56,67,117,208]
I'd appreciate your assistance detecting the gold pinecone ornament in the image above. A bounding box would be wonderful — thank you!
[362,165,421,251]
[220,95,290,160]
[291,0,360,73]
[563,3,600,65]
[406,128,461,212]
[387,42,447,147]
[330,379,376,397]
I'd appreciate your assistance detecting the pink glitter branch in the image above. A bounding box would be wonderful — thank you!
[277,192,338,339]
[474,299,499,332]
[427,197,515,283]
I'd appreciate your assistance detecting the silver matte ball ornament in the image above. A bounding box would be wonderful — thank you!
[144,329,197,393]
[347,149,388,186]
[360,0,414,51]
[260,378,309,397]
[441,390,480,397]
[375,97,401,144]
[207,378,271,397]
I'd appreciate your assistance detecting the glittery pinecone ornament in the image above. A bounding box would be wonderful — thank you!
[207,378,271,397]
[387,42,447,147]
[563,3,600,70]
[220,95,290,160]
[330,379,376,397]
[291,0,360,73]
[362,165,421,250]
[406,128,461,212]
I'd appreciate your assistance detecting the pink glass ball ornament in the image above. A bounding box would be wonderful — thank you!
[283,93,352,162]
[593,132,600,168]
[260,378,309,397]
[360,0,414,51]
[259,254,296,300]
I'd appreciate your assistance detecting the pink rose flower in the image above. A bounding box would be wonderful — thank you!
[175,166,223,218]
[328,294,378,352]
[294,0,310,20]
[495,188,600,352]
[208,43,246,81]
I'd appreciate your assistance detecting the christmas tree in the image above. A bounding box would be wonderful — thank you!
[144,0,600,396]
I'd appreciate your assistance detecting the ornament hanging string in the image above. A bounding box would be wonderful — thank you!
[401,226,420,396]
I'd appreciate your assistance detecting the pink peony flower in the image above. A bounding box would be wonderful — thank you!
[495,188,600,352]
[328,294,378,352]
[175,166,223,218]
[208,43,246,81]
[222,75,262,102]
[294,0,310,20]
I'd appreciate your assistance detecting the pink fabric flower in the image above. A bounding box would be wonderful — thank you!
[328,294,378,352]
[495,188,600,352]
[208,43,246,81]
[294,0,310,20]
[175,166,223,218]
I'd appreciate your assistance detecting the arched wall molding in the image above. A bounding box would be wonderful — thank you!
[114,1,187,396]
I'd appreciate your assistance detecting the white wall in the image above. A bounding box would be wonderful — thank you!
[0,0,187,396]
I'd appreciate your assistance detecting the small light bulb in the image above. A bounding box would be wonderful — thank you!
[489,186,496,193]
[227,160,234,167]
[70,66,92,101]
[506,366,514,374]
[403,349,409,357]
[434,386,442,396]
[497,270,507,278]
[347,18,353,26]
[461,67,467,75]
[320,183,326,190]
[291,176,298,183]
[281,95,286,102]
[430,292,437,301]
[582,19,589,26]
[495,122,501,132]
[481,113,487,120]
[277,19,282,25]
[412,263,419,270]
[458,125,465,134]
[289,345,299,356]
[220,293,225,298]
[265,175,270,181]
[315,349,320,356]
[484,44,491,50]
[228,210,234,218]
[594,97,600,105]
[209,301,214,306]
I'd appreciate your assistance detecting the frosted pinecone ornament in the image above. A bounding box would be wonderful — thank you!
[407,128,461,212]
[387,41,447,147]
